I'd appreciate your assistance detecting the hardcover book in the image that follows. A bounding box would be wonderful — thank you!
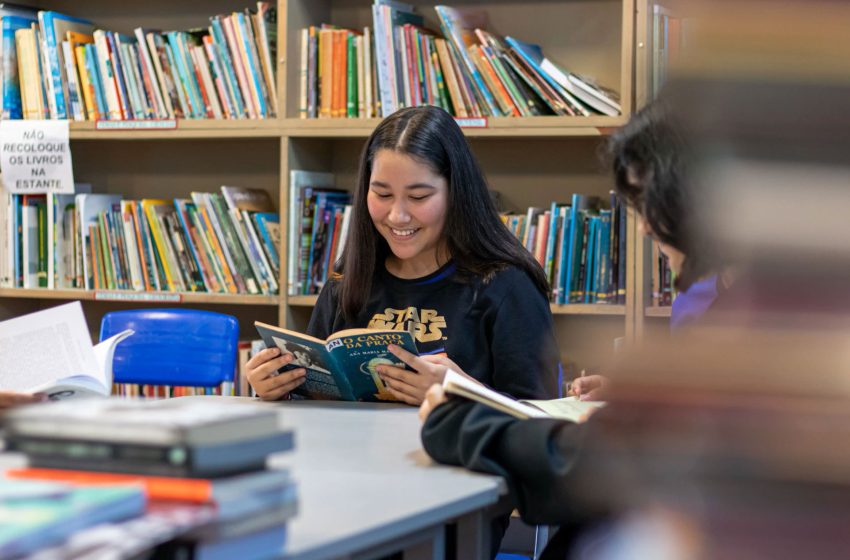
[8,430,294,478]
[252,212,280,272]
[37,11,94,120]
[254,321,419,402]
[0,12,36,119]
[7,466,292,505]
[5,397,281,446]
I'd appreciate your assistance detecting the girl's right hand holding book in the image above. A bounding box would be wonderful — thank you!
[246,347,307,401]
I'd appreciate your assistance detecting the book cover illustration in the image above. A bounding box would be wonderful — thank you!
[255,322,418,402]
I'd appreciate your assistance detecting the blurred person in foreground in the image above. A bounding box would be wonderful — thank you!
[574,98,725,401]
[411,1,850,555]
[405,100,727,559]
[414,82,850,556]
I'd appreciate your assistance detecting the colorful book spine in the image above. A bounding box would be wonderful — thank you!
[37,12,92,120]
[166,32,202,118]
[1,15,37,119]
[82,43,106,120]
[209,17,246,118]
[162,36,192,118]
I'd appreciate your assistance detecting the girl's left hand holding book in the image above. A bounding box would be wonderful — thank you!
[245,347,307,401]
[377,344,475,406]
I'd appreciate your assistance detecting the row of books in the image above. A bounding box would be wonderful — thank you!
[0,3,277,121]
[112,382,239,399]
[300,26,377,119]
[0,185,281,295]
[298,2,621,119]
[287,170,352,296]
[113,339,268,398]
[503,193,627,305]
[1,399,296,557]
[651,241,675,307]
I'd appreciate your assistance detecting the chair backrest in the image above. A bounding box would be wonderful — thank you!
[100,309,239,387]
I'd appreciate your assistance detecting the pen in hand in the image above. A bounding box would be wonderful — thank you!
[571,369,608,401]
[568,369,586,398]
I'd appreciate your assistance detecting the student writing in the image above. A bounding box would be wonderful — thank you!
[572,100,726,401]
[415,100,733,558]
[246,106,560,404]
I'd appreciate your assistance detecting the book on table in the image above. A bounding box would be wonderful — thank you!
[3,398,282,446]
[442,370,605,423]
[6,466,293,507]
[254,321,419,402]
[0,301,134,400]
[0,478,145,558]
[5,428,294,478]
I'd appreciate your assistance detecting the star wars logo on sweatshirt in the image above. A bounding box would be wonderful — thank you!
[367,307,447,343]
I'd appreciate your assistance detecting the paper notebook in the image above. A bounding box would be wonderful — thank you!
[442,370,605,423]
[0,302,133,399]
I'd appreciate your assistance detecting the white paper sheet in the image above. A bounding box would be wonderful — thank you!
[0,301,99,392]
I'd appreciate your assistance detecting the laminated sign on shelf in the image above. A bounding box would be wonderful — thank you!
[0,120,74,194]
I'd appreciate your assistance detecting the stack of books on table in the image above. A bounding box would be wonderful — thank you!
[0,477,146,558]
[1,398,297,559]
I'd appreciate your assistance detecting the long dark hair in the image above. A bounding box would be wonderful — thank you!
[337,106,549,321]
[609,100,717,292]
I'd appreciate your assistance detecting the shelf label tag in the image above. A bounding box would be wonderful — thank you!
[95,119,178,131]
[94,291,182,303]
[0,120,74,194]
[454,117,488,128]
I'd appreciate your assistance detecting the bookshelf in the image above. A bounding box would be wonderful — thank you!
[633,0,689,338]
[0,0,285,339]
[0,0,637,376]
[279,0,636,372]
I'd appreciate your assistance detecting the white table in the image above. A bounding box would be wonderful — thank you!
[206,398,506,560]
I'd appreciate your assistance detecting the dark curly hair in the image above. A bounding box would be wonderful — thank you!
[609,100,719,291]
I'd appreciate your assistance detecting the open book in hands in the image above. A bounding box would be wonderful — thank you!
[255,322,418,402]
[443,370,605,423]
[0,302,134,400]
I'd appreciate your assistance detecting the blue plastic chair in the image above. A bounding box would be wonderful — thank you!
[99,309,239,387]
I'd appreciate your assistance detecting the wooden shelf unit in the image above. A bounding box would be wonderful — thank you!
[633,0,684,337]
[0,0,639,370]
[280,0,636,370]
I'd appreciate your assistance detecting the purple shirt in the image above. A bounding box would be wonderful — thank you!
[670,275,719,331]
